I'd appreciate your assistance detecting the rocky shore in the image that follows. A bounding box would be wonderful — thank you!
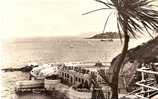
[110,36,158,91]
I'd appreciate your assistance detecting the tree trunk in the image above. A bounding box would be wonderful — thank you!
[111,18,129,99]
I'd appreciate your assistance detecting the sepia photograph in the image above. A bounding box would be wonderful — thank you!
[0,0,158,99]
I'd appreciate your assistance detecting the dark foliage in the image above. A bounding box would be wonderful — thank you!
[83,0,158,98]
[83,0,158,40]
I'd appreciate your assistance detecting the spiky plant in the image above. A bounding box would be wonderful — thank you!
[87,73,105,99]
[83,0,158,98]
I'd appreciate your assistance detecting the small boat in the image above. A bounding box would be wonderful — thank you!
[108,39,113,42]
[100,39,113,42]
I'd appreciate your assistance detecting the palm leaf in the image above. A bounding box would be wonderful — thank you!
[83,0,158,85]
[102,11,113,33]
[82,8,112,15]
[95,0,114,8]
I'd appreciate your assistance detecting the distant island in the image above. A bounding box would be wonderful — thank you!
[86,32,121,39]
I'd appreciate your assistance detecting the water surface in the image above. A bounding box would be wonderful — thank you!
[0,37,150,99]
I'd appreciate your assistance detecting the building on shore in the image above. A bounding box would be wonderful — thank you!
[59,63,108,86]
[15,62,114,98]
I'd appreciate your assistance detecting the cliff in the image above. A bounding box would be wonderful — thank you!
[110,36,158,92]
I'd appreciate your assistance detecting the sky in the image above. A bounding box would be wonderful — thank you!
[0,0,157,38]
[0,0,116,38]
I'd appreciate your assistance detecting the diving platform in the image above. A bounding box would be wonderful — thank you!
[134,63,158,99]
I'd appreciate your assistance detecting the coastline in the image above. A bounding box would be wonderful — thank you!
[0,37,151,99]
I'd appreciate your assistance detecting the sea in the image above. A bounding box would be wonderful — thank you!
[0,37,151,99]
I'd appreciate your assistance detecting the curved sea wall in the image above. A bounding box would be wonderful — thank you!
[15,80,44,92]
[110,36,158,91]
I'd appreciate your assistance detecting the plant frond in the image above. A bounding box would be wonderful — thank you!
[86,0,158,38]
[82,8,113,15]
[115,0,158,38]
[117,16,123,43]
[98,69,112,86]
[95,0,114,8]
[102,11,113,33]
[142,22,154,39]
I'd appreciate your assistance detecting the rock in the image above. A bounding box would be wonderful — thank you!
[1,65,37,72]
[110,36,158,92]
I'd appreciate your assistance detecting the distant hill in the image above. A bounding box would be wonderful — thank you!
[87,32,121,39]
